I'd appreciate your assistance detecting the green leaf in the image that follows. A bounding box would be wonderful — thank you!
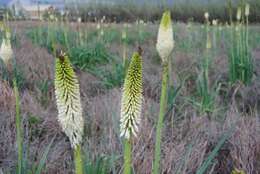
[196,129,234,174]
[35,135,56,174]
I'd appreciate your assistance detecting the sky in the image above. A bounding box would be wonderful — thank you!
[0,0,64,6]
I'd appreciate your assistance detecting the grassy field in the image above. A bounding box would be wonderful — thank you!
[0,9,260,174]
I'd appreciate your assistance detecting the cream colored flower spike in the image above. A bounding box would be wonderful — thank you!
[156,11,174,63]
[0,31,13,66]
[245,3,250,16]
[120,52,143,139]
[237,7,242,21]
[55,51,84,149]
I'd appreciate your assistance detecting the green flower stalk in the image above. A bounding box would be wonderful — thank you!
[120,51,143,174]
[54,51,84,174]
[153,11,174,174]
[245,3,250,71]
[206,33,212,50]
[197,19,214,113]
[227,0,233,25]
[122,30,127,69]
[14,79,23,174]
[228,5,253,85]
[1,28,23,174]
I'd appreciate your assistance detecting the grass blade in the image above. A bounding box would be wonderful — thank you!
[35,135,56,174]
[196,128,234,174]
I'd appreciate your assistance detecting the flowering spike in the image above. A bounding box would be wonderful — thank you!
[120,52,143,140]
[212,19,218,26]
[0,30,13,66]
[237,7,242,21]
[204,12,209,20]
[245,3,250,16]
[77,17,82,23]
[54,51,84,149]
[156,11,174,63]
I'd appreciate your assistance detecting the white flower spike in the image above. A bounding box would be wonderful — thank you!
[156,11,174,63]
[55,51,84,149]
[120,51,143,140]
[204,12,209,20]
[0,31,13,66]
[237,7,242,21]
[245,3,250,17]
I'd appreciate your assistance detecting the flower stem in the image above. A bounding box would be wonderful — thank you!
[74,145,83,174]
[153,62,169,174]
[14,78,23,174]
[123,139,132,174]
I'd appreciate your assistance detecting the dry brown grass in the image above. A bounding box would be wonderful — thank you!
[14,35,54,85]
[0,80,16,170]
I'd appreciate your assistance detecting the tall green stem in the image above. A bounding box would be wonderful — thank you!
[168,55,173,88]
[228,0,233,25]
[245,16,250,83]
[230,24,236,82]
[74,145,83,174]
[152,62,169,174]
[14,78,23,174]
[201,23,210,111]
[64,27,71,55]
[123,42,127,74]
[123,139,132,174]
[246,17,249,54]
